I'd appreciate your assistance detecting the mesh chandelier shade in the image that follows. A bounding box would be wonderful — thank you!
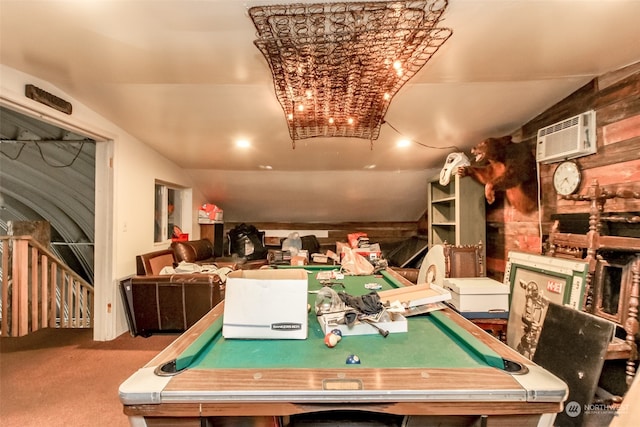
[249,0,452,145]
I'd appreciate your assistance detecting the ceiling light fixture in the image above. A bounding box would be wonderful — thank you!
[248,0,452,149]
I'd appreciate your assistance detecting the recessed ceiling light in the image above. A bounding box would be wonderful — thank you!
[236,139,250,148]
[259,165,273,170]
[364,164,376,169]
[397,139,411,147]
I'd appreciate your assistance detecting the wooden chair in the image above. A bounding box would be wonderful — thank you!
[441,241,508,341]
[547,180,640,388]
[417,241,484,285]
[443,241,484,278]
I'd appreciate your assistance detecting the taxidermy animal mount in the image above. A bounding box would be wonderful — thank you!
[457,135,538,214]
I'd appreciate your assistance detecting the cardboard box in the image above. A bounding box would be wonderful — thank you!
[267,249,291,265]
[339,250,381,262]
[319,311,407,336]
[356,250,381,261]
[290,255,308,266]
[264,236,282,246]
[198,218,223,224]
[198,203,223,223]
[223,269,308,339]
[443,277,510,313]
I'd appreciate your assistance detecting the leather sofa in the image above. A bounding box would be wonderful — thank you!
[125,242,226,337]
[123,242,267,337]
[135,241,238,275]
[120,273,224,337]
[171,238,217,264]
[171,238,268,270]
[136,248,176,275]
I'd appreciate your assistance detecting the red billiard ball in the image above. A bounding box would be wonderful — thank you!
[324,333,340,348]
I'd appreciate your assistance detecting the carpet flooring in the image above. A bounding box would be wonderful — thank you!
[0,328,176,427]
[0,328,622,427]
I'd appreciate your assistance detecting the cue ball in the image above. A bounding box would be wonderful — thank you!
[346,354,360,364]
[324,333,339,348]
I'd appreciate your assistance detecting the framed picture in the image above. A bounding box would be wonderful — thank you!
[504,251,590,359]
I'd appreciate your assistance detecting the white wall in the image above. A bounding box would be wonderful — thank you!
[1,65,207,340]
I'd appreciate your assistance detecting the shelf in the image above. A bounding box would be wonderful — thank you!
[432,196,456,204]
[426,174,485,249]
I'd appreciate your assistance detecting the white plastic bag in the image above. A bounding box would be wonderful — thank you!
[282,232,302,256]
[340,247,374,276]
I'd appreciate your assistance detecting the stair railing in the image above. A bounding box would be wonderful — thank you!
[0,235,94,337]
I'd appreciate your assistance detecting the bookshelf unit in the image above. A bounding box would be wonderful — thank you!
[427,174,485,249]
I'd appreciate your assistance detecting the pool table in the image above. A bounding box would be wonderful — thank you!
[120,266,567,426]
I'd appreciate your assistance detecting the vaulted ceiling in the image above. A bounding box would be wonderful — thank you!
[0,106,95,281]
[1,0,640,224]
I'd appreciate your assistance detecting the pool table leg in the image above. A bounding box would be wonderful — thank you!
[126,416,147,427]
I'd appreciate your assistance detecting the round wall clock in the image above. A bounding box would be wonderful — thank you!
[553,160,581,196]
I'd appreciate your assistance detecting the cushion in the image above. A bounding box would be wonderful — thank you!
[171,239,215,263]
[136,249,176,275]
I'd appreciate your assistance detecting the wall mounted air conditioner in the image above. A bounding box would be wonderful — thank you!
[536,110,597,163]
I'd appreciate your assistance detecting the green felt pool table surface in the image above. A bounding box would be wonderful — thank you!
[182,266,503,371]
[120,266,568,424]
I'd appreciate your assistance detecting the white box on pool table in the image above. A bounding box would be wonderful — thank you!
[319,311,407,336]
[443,277,510,313]
[223,269,308,339]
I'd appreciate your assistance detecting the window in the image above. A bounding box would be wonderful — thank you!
[154,183,185,243]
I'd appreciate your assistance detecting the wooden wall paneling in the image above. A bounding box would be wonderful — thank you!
[596,138,640,167]
[595,71,640,114]
[521,80,597,138]
[554,160,640,216]
[223,221,421,253]
[479,62,640,396]
[486,61,640,280]
[604,117,640,147]
[598,61,640,91]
